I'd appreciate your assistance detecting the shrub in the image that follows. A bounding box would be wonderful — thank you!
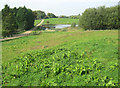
[71,23,76,27]
[79,5,120,30]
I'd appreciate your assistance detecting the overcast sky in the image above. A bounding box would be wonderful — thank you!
[0,0,119,16]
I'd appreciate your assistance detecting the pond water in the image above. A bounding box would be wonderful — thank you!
[55,24,71,29]
[43,24,78,30]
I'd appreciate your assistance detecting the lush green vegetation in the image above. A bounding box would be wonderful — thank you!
[43,18,79,24]
[58,14,80,19]
[2,5,36,37]
[16,7,35,30]
[69,14,80,19]
[33,10,46,19]
[47,13,57,18]
[33,10,57,19]
[2,28,83,62]
[2,29,118,86]
[1,3,119,87]
[2,5,18,37]
[79,5,119,30]
[71,23,76,27]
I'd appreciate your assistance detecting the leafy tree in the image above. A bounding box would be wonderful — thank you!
[32,11,37,20]
[16,6,35,31]
[35,10,46,19]
[71,23,76,27]
[2,5,18,37]
[69,14,80,19]
[79,5,119,30]
[59,15,68,18]
[47,13,57,18]
[26,9,35,30]
[16,7,28,30]
[2,5,35,37]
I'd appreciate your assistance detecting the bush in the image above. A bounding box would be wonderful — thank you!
[71,23,76,27]
[79,5,120,30]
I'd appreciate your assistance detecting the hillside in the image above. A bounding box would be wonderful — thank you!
[2,29,118,86]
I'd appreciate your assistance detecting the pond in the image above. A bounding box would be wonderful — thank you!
[41,24,78,30]
[55,24,71,29]
[55,24,78,29]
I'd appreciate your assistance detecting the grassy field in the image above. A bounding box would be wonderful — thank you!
[0,21,1,35]
[43,18,79,24]
[34,20,41,26]
[2,28,84,62]
[2,29,118,86]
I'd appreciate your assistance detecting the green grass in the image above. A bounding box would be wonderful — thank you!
[2,29,118,86]
[43,18,79,24]
[34,20,41,26]
[0,21,2,37]
[2,29,117,62]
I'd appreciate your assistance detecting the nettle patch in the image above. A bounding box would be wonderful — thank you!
[2,46,118,86]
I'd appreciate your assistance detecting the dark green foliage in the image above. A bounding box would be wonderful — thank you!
[32,11,37,20]
[34,10,46,19]
[2,5,35,37]
[71,22,76,27]
[69,14,81,19]
[2,5,18,37]
[47,13,57,18]
[59,15,69,18]
[16,6,35,31]
[37,26,46,30]
[79,5,120,30]
[26,9,35,30]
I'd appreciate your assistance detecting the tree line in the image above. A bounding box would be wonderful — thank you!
[78,5,120,30]
[33,10,57,19]
[2,5,36,37]
[34,11,80,19]
[2,4,80,37]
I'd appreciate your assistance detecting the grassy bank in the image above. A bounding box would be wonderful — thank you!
[43,18,79,24]
[2,29,118,86]
[2,29,118,62]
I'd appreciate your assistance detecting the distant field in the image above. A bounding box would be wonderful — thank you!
[2,29,118,86]
[43,18,79,24]
[34,20,41,26]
